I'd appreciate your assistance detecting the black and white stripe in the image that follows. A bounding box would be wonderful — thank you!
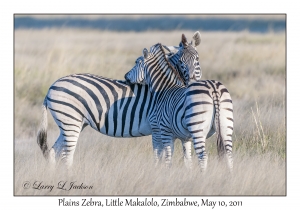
[36,33,201,168]
[184,80,233,170]
[125,43,233,171]
[37,75,156,167]
[36,32,231,170]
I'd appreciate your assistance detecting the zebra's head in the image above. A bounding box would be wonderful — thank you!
[125,43,189,88]
[124,55,146,85]
[163,31,202,82]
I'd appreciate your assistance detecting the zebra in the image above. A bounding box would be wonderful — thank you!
[124,43,234,171]
[37,32,202,168]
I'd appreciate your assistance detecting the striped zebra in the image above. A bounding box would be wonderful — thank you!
[37,32,202,168]
[124,43,234,171]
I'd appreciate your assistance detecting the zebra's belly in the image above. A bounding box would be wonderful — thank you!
[103,123,152,138]
[171,123,192,140]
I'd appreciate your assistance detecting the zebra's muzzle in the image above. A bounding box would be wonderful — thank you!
[125,80,132,85]
[124,74,132,85]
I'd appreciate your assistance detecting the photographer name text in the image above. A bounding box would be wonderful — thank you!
[23,181,93,192]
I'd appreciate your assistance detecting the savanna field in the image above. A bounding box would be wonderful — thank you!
[14,29,286,195]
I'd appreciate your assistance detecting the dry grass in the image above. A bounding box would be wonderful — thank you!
[14,29,286,195]
[15,129,285,196]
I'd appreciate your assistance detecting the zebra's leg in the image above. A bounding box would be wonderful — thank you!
[192,126,211,172]
[161,134,175,168]
[48,148,56,169]
[151,131,163,166]
[50,118,84,169]
[181,140,192,169]
[51,132,81,170]
[218,90,234,172]
[185,107,214,172]
[51,132,64,166]
[171,138,175,156]
[149,114,164,166]
[59,130,81,169]
[215,120,233,172]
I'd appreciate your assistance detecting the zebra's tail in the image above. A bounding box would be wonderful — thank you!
[213,92,226,158]
[37,99,49,160]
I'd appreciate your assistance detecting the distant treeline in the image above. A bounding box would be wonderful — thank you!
[14,16,286,33]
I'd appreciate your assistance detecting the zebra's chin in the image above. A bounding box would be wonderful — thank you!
[124,79,133,86]
[124,73,134,85]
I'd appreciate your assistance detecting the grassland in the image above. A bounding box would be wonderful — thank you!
[14,29,285,195]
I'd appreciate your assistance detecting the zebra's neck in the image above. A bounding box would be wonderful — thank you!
[168,50,182,67]
[148,45,186,93]
[168,50,188,83]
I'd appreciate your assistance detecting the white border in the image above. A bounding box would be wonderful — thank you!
[4,0,297,209]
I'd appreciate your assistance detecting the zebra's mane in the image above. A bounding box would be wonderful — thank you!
[156,43,186,86]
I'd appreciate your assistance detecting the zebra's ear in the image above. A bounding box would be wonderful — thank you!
[192,31,201,47]
[182,34,188,46]
[143,48,149,59]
